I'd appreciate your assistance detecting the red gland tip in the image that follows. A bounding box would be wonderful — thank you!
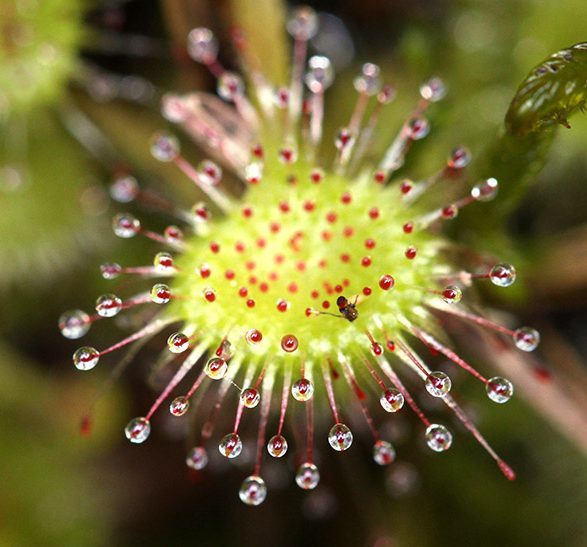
[374,171,386,184]
[368,207,380,219]
[405,246,417,259]
[498,460,516,481]
[403,222,414,234]
[379,274,395,290]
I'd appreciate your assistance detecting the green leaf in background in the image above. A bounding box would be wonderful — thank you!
[506,42,587,136]
[0,0,84,114]
[0,344,116,546]
[460,42,587,247]
[0,110,107,288]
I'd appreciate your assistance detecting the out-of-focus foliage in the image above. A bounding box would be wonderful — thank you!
[0,0,83,113]
[0,0,108,290]
[0,111,107,288]
[0,344,115,547]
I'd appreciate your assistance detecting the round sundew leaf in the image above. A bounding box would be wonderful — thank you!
[506,42,587,136]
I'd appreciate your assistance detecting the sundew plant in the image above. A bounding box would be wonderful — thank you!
[59,3,587,506]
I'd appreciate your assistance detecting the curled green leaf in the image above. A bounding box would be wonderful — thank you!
[506,42,587,136]
[458,43,587,252]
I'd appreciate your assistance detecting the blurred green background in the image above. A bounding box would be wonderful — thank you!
[1,0,587,545]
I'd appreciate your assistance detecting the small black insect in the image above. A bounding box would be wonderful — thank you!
[316,295,359,322]
[336,295,359,322]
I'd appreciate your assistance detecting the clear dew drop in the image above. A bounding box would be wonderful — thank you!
[241,388,261,409]
[295,462,320,490]
[471,177,498,201]
[204,357,228,380]
[186,446,208,470]
[378,84,396,104]
[380,388,404,412]
[328,423,353,452]
[486,376,514,403]
[373,440,396,466]
[154,252,174,273]
[245,329,263,345]
[110,175,139,203]
[150,283,171,304]
[59,310,90,339]
[239,475,267,506]
[292,378,314,401]
[100,262,122,280]
[125,417,151,444]
[513,327,540,352]
[192,201,211,222]
[164,225,183,244]
[150,133,179,162]
[217,72,244,102]
[305,55,334,93]
[425,424,453,452]
[490,263,517,287]
[95,294,122,318]
[281,334,299,353]
[73,346,100,371]
[287,6,318,40]
[441,285,462,304]
[187,27,218,64]
[112,213,140,238]
[425,371,452,398]
[161,94,188,123]
[419,77,447,102]
[447,146,471,169]
[354,63,381,96]
[407,117,429,140]
[267,435,288,458]
[197,160,222,186]
[167,332,190,353]
[169,396,190,416]
[218,432,243,458]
